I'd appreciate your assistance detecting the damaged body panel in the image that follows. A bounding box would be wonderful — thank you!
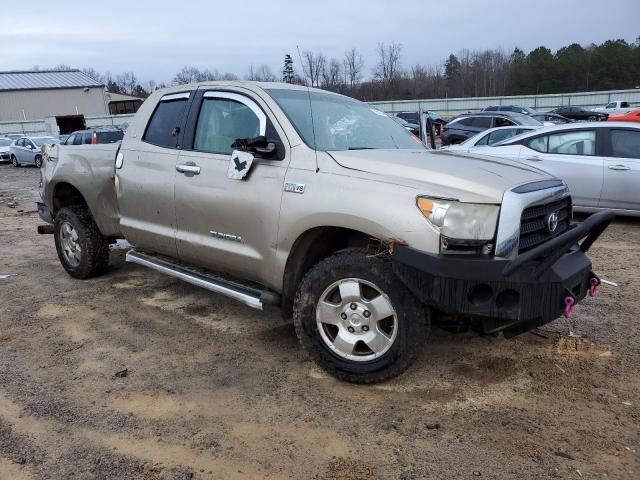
[38,81,613,383]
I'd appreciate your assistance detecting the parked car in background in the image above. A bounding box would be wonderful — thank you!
[594,101,633,115]
[607,108,640,124]
[468,122,640,215]
[549,106,608,121]
[389,115,419,136]
[63,127,124,146]
[441,111,542,145]
[440,126,540,153]
[0,137,12,162]
[531,113,573,125]
[482,105,538,115]
[395,111,447,135]
[10,136,60,167]
[5,133,25,140]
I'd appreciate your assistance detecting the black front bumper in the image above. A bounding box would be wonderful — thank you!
[37,201,53,224]
[392,210,614,335]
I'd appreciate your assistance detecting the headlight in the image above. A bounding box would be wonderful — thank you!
[417,197,500,241]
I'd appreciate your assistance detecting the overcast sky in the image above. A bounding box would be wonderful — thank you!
[1,0,638,84]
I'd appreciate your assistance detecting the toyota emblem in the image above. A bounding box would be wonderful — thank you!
[546,212,559,233]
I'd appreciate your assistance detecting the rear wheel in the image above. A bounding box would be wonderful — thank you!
[53,207,110,279]
[293,250,429,383]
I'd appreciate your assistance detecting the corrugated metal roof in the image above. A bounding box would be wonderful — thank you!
[0,70,104,92]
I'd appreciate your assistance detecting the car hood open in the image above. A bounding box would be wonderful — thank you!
[327,148,555,203]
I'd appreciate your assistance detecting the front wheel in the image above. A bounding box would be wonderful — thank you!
[293,250,429,383]
[34,155,42,168]
[53,207,110,279]
[10,155,19,167]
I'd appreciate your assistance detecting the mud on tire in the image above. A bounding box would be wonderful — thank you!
[53,206,110,279]
[293,250,429,383]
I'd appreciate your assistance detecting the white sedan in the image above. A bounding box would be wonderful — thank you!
[440,126,540,153]
[467,122,640,216]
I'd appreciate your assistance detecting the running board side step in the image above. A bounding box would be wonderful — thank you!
[125,250,279,310]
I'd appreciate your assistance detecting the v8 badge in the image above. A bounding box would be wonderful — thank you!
[228,150,254,180]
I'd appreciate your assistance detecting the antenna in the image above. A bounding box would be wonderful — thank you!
[297,45,319,173]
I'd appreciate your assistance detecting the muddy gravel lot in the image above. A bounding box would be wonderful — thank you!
[0,164,639,480]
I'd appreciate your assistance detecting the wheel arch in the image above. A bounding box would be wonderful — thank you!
[281,226,384,319]
[52,182,89,214]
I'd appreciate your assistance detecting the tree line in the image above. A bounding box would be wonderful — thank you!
[51,37,640,101]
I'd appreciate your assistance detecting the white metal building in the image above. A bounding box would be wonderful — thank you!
[0,70,142,134]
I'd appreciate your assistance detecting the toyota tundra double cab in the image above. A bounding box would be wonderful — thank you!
[37,82,613,383]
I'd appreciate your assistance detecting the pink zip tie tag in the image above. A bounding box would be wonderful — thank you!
[564,296,576,318]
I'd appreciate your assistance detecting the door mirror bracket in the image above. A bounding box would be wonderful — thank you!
[231,136,277,158]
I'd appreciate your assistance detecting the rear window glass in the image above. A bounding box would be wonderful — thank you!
[97,130,124,144]
[83,133,92,144]
[143,98,188,148]
[471,117,492,128]
[611,129,640,159]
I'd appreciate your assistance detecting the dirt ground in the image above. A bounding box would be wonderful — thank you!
[0,164,639,480]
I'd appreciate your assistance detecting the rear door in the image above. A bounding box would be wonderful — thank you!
[117,92,192,257]
[600,128,640,212]
[173,88,289,283]
[517,128,604,208]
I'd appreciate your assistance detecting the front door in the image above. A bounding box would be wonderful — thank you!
[518,129,604,209]
[116,92,192,257]
[174,89,289,285]
[600,128,640,212]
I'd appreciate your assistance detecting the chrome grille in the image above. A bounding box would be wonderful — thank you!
[518,196,572,253]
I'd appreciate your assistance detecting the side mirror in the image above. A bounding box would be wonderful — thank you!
[231,136,277,158]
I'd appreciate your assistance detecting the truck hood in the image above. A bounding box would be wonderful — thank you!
[327,149,554,203]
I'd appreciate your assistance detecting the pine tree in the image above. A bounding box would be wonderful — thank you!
[282,54,295,83]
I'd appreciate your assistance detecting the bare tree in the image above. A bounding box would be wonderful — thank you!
[322,58,343,91]
[173,66,202,85]
[343,48,364,90]
[302,51,327,87]
[81,68,104,83]
[246,64,277,82]
[116,72,138,95]
[374,42,403,87]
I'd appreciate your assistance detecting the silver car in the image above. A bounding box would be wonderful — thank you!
[0,137,12,163]
[10,136,60,168]
[440,125,540,153]
[468,122,640,216]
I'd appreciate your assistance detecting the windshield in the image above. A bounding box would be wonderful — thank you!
[33,137,60,146]
[508,113,542,126]
[267,89,422,151]
[0,139,11,146]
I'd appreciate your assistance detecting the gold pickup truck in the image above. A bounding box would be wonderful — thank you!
[37,81,613,383]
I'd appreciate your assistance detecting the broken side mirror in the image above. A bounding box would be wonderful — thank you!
[231,136,278,158]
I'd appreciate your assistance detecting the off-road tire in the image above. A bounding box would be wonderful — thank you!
[10,155,19,167]
[293,250,429,383]
[53,206,110,279]
[34,155,42,168]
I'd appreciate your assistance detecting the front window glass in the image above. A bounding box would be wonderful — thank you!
[528,136,548,153]
[267,89,421,151]
[194,98,262,154]
[548,130,596,155]
[0,139,11,146]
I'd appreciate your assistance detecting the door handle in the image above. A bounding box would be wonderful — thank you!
[176,164,201,175]
[608,164,630,171]
[526,156,542,162]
